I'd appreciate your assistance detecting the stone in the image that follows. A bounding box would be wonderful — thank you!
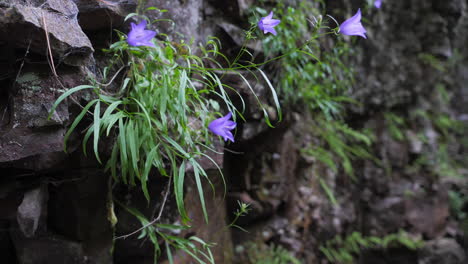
[146,0,203,43]
[0,221,16,263]
[0,0,93,66]
[12,71,69,128]
[113,175,178,264]
[17,184,48,237]
[48,169,112,242]
[405,193,450,238]
[11,230,88,264]
[0,0,466,263]
[75,0,137,31]
[171,170,233,264]
[0,127,66,164]
[418,238,467,264]
[0,68,90,168]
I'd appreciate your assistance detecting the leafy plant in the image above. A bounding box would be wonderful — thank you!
[228,201,251,232]
[302,116,376,179]
[384,112,406,141]
[448,190,468,221]
[252,0,356,119]
[241,242,302,264]
[47,7,286,263]
[46,1,370,263]
[49,10,282,225]
[117,201,215,263]
[320,231,424,264]
[252,1,374,184]
[403,98,465,178]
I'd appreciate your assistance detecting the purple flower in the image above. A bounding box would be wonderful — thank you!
[258,11,281,35]
[339,9,367,39]
[127,20,157,47]
[374,0,382,8]
[208,112,237,142]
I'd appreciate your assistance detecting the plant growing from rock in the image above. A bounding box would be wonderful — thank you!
[320,231,424,263]
[48,3,371,263]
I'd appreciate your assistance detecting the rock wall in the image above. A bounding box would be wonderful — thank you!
[0,0,467,264]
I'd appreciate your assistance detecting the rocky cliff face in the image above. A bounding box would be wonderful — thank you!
[0,0,467,264]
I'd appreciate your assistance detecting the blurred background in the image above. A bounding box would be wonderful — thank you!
[0,0,466,263]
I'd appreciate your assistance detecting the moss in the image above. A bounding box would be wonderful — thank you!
[16,72,41,86]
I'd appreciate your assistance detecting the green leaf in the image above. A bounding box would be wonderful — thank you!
[156,223,191,230]
[319,178,338,206]
[63,99,98,152]
[174,161,189,222]
[130,98,152,128]
[105,112,126,136]
[162,135,190,158]
[166,241,174,264]
[126,120,139,185]
[141,146,159,201]
[101,100,122,123]
[192,159,208,224]
[119,118,128,184]
[258,69,283,122]
[93,101,102,164]
[198,152,226,198]
[48,85,95,119]
[107,143,119,181]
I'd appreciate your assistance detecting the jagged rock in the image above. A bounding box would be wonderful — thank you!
[0,0,93,66]
[0,0,466,263]
[360,247,419,264]
[11,230,87,264]
[48,169,112,242]
[405,194,450,238]
[419,238,467,264]
[75,0,137,31]
[16,184,48,238]
[113,174,176,264]
[12,71,69,128]
[349,0,463,112]
[170,171,233,264]
[0,127,66,165]
[146,0,203,42]
[0,221,16,263]
[46,168,113,263]
[0,70,69,165]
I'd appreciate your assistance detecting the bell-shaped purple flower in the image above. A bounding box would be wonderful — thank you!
[374,0,382,8]
[258,11,281,36]
[208,112,237,142]
[339,9,367,39]
[127,20,157,47]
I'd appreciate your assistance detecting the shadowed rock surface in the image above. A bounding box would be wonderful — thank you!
[0,0,467,263]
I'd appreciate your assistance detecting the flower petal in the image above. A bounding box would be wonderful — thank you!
[266,19,281,27]
[339,9,367,39]
[222,112,233,121]
[224,130,235,142]
[208,112,236,142]
[224,121,237,129]
[258,20,265,31]
[375,0,382,8]
[136,20,147,29]
[263,28,276,36]
[258,11,280,35]
[266,11,273,20]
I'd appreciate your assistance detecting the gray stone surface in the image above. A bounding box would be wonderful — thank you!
[0,0,467,263]
[419,238,467,264]
[75,0,137,31]
[0,0,93,66]
[17,185,48,237]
